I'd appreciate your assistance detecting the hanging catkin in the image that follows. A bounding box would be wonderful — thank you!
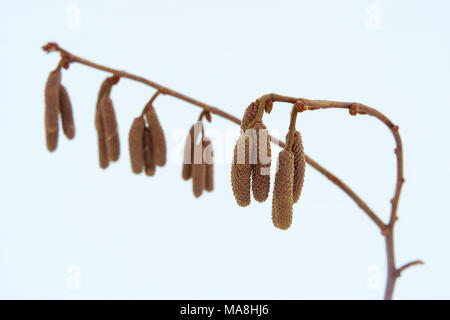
[182,121,202,180]
[231,134,252,207]
[203,138,214,192]
[143,127,156,176]
[95,105,109,169]
[240,101,258,131]
[94,78,113,168]
[251,122,271,202]
[192,140,205,198]
[128,117,145,174]
[100,97,120,161]
[44,69,61,151]
[289,130,306,204]
[146,104,166,167]
[58,85,75,139]
[272,149,294,230]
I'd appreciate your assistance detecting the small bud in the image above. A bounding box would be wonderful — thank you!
[58,85,75,139]
[272,149,294,230]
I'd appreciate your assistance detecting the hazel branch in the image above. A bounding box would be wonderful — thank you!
[42,42,420,299]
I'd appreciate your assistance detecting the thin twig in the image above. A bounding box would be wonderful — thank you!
[397,260,425,276]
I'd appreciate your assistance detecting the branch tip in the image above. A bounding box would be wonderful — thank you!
[397,260,424,277]
[42,42,59,53]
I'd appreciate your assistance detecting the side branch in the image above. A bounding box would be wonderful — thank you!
[397,260,424,276]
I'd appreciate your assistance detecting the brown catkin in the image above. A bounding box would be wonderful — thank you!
[58,85,75,139]
[128,117,146,174]
[100,97,120,161]
[146,104,166,167]
[143,127,156,176]
[94,78,113,169]
[272,149,294,230]
[95,105,109,169]
[231,134,252,207]
[182,122,202,180]
[240,101,258,131]
[44,69,61,151]
[203,138,214,192]
[289,131,306,204]
[192,141,205,198]
[251,122,271,202]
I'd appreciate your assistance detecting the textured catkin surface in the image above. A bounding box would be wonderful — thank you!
[272,149,294,230]
[240,101,258,131]
[146,105,166,167]
[44,69,61,151]
[58,85,75,139]
[128,117,145,174]
[251,122,271,202]
[100,97,120,161]
[95,106,109,169]
[192,142,205,198]
[290,131,306,204]
[143,127,156,176]
[94,78,113,169]
[204,139,214,192]
[231,134,252,207]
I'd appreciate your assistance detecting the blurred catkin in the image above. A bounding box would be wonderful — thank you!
[192,141,205,198]
[128,117,145,174]
[146,104,166,167]
[100,97,120,161]
[272,149,294,230]
[289,131,306,204]
[204,138,214,192]
[95,106,109,169]
[182,122,202,180]
[252,122,271,202]
[240,101,258,131]
[231,134,252,207]
[143,127,156,176]
[58,85,75,139]
[44,69,61,151]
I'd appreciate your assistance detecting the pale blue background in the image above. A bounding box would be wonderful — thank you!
[0,0,448,299]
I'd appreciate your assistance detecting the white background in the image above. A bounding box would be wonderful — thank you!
[0,0,448,299]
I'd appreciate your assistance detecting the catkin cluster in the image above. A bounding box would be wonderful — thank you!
[95,77,120,169]
[182,120,214,197]
[231,101,272,207]
[128,100,167,176]
[44,68,75,151]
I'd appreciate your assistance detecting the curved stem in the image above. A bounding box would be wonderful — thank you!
[42,42,422,299]
[285,105,299,151]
